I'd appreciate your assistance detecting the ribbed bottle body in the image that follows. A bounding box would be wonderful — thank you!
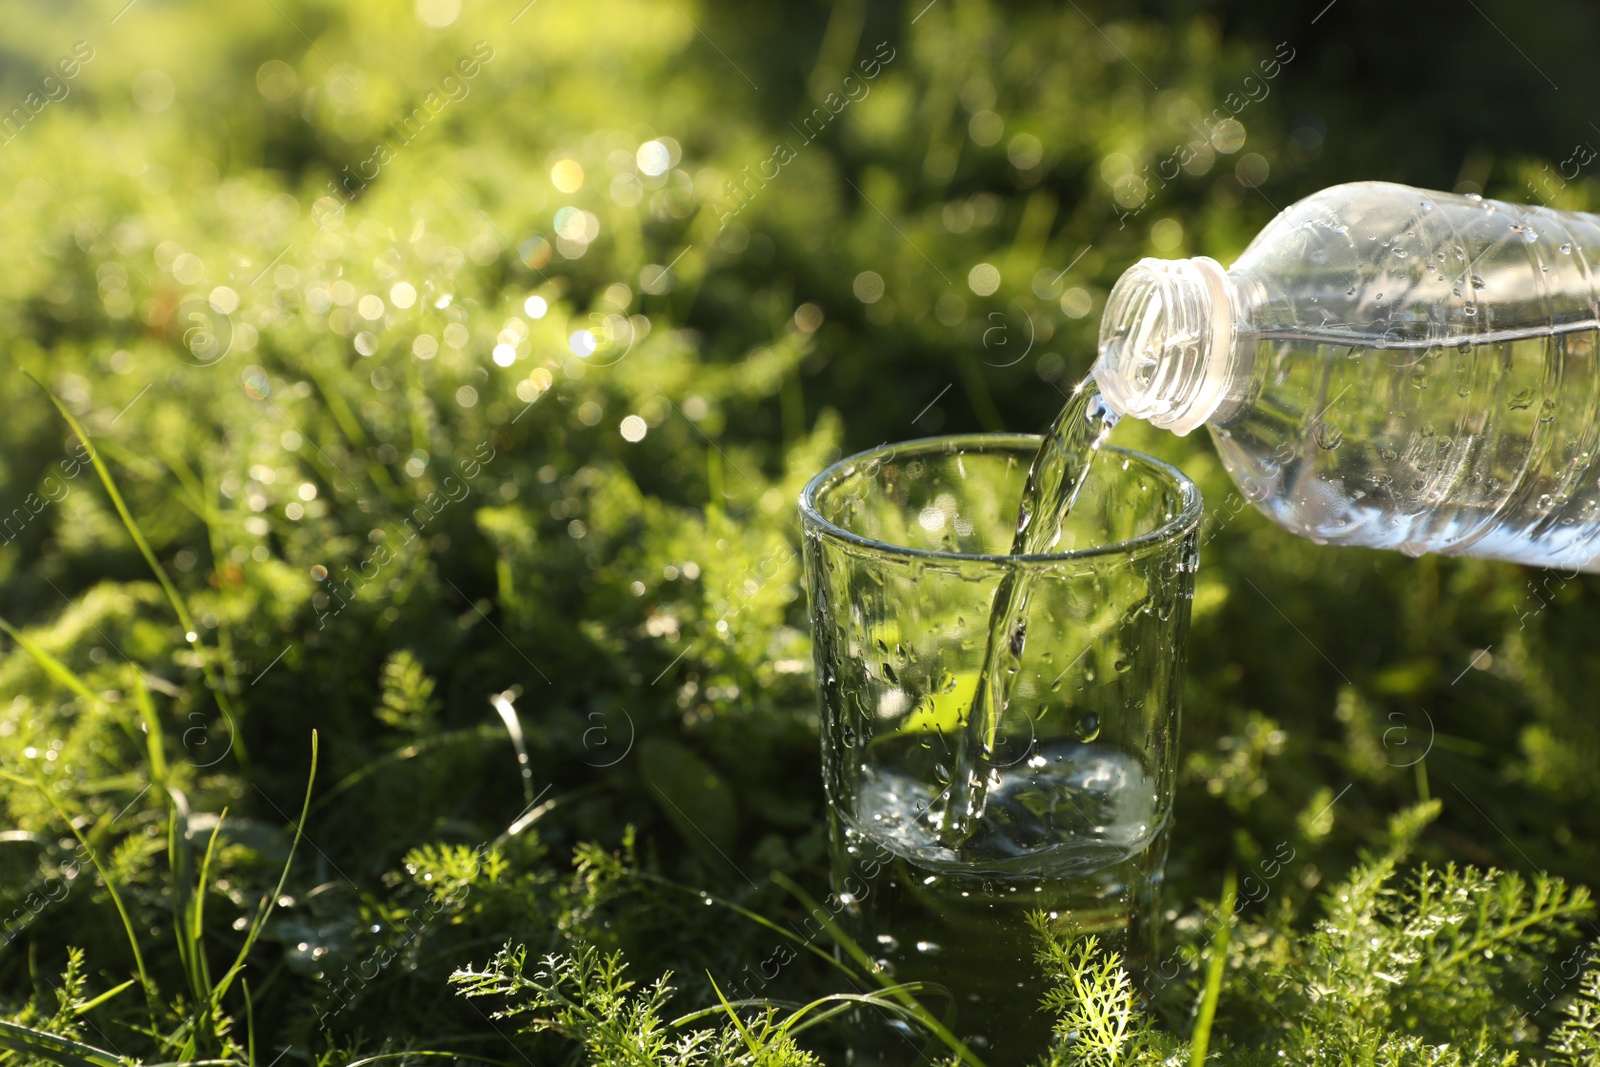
[1209,182,1600,569]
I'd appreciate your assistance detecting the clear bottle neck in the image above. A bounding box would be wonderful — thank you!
[1093,256,1238,436]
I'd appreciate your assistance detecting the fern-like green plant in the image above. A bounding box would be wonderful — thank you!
[1546,969,1600,1065]
[375,650,442,735]
[1030,924,1181,1067]
[449,941,822,1066]
[1022,802,1595,1066]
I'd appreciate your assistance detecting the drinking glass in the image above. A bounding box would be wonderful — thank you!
[799,433,1201,1065]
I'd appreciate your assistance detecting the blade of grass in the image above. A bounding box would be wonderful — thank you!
[73,979,136,1016]
[311,725,505,813]
[344,1054,516,1067]
[708,974,761,1055]
[670,986,934,1031]
[193,808,225,976]
[0,1019,126,1067]
[770,871,987,1067]
[132,675,168,789]
[623,868,865,984]
[300,360,404,504]
[242,978,255,1067]
[1189,867,1236,1067]
[85,437,206,521]
[0,614,106,708]
[166,787,199,1009]
[208,732,318,1010]
[182,452,245,706]
[26,372,248,766]
[0,771,158,1031]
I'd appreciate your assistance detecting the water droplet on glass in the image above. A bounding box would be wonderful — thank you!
[1314,423,1343,450]
[1073,712,1101,742]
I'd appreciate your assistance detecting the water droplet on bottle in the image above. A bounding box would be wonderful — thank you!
[1561,242,1573,254]
[1470,275,1485,289]
[1073,713,1101,742]
[1464,303,1477,316]
[1538,494,1555,510]
[1314,423,1343,450]
[1509,389,1534,410]
[916,940,942,955]
[1457,385,1472,398]
[1379,447,1400,461]
[1346,286,1357,296]
[881,662,898,683]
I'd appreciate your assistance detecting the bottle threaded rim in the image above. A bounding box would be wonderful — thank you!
[1094,256,1235,436]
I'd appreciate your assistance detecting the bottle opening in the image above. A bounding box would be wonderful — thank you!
[1093,256,1235,436]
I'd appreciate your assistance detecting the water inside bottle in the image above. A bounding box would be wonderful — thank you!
[1213,328,1600,571]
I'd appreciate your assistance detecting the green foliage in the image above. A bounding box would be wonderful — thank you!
[1547,971,1600,1066]
[1,0,1600,1063]
[375,649,441,735]
[1027,806,1596,1066]
[450,942,824,1067]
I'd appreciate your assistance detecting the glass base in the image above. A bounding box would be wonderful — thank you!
[828,811,1165,1067]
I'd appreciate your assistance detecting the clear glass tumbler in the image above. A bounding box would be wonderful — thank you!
[799,433,1201,1066]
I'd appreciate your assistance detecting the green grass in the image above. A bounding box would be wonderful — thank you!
[4,0,1600,1063]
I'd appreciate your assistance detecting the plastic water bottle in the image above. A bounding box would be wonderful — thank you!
[1093,180,1600,571]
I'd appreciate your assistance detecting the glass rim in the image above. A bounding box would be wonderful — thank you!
[798,432,1202,566]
